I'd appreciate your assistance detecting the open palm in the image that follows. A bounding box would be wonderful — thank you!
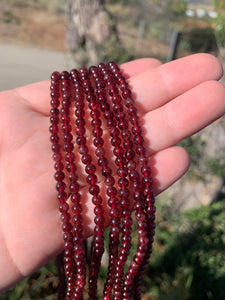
[0,54,224,292]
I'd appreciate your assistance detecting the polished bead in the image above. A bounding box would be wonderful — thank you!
[55,171,65,181]
[59,202,69,213]
[69,183,80,193]
[95,147,105,157]
[78,144,89,154]
[89,185,100,195]
[141,165,152,176]
[85,163,97,174]
[54,161,64,171]
[93,137,104,147]
[129,170,140,182]
[98,157,108,166]
[81,154,92,164]
[105,175,115,186]
[106,186,117,197]
[76,135,86,145]
[117,167,128,178]
[118,177,129,187]
[86,174,97,185]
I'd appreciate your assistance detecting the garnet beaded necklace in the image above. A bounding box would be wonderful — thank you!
[50,61,155,300]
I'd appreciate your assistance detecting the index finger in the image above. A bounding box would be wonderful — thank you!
[130,53,223,114]
[14,54,223,117]
[14,58,161,115]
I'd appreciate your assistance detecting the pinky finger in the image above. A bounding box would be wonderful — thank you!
[150,146,190,195]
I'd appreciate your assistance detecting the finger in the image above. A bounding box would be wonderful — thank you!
[14,58,162,115]
[151,146,190,194]
[130,53,223,113]
[15,53,223,121]
[142,80,225,154]
[120,57,162,78]
[14,81,51,116]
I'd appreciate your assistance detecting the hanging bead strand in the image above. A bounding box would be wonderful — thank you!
[101,62,149,299]
[108,61,156,299]
[98,63,135,300]
[89,66,122,300]
[76,66,105,300]
[50,71,74,300]
[50,60,156,300]
[61,70,86,299]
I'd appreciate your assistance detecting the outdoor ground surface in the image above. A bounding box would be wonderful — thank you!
[0,0,215,90]
[0,0,215,54]
[0,0,66,51]
[0,0,170,90]
[0,0,169,55]
[0,0,72,90]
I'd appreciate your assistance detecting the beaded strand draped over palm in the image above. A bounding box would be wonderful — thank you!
[0,54,225,295]
[51,62,153,299]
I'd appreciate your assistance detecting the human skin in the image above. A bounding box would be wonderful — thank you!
[0,53,224,292]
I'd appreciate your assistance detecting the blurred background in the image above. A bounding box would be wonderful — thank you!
[0,0,224,299]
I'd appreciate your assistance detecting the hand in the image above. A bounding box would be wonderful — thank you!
[0,53,224,292]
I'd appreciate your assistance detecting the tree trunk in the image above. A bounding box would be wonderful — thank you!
[66,0,117,65]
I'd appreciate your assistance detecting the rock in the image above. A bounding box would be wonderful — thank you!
[196,117,225,166]
[160,174,224,211]
[159,116,225,211]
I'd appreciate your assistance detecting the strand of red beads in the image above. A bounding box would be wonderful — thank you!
[50,61,155,300]
[78,66,106,300]
[103,62,150,299]
[50,71,75,300]
[60,70,86,299]
[98,63,135,300]
[89,65,122,300]
[108,61,156,299]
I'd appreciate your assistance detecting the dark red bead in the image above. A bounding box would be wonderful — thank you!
[86,174,97,185]
[81,154,92,164]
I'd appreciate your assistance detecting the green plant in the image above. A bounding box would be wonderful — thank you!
[215,12,225,45]
[0,260,58,300]
[170,0,187,16]
[178,136,205,176]
[184,27,217,53]
[2,200,225,299]
[1,11,20,24]
[205,158,225,179]
[213,0,225,45]
[142,199,225,299]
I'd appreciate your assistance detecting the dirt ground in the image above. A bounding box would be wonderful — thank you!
[0,0,216,61]
[0,0,170,60]
[0,0,66,51]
